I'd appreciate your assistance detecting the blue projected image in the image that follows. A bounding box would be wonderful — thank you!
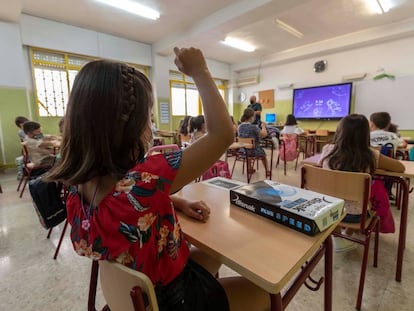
[292,82,352,120]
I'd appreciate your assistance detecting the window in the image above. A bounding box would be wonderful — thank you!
[30,48,148,117]
[170,71,226,116]
[30,49,93,117]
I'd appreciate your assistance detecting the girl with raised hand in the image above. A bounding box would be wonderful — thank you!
[46,47,269,311]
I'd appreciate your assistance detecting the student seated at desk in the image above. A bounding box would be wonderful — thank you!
[238,108,271,178]
[23,121,57,167]
[45,47,269,311]
[319,114,404,249]
[189,115,206,144]
[280,114,304,135]
[15,116,29,141]
[178,115,192,147]
[369,112,407,152]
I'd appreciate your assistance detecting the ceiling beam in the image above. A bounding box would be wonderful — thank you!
[153,0,311,56]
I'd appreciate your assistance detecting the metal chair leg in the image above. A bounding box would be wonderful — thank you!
[53,220,69,259]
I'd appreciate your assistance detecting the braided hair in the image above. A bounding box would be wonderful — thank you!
[46,60,153,185]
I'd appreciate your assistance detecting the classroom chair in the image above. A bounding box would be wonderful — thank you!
[95,260,159,311]
[231,137,271,183]
[43,184,69,259]
[276,134,299,176]
[314,129,329,153]
[17,144,53,198]
[47,219,69,259]
[147,144,180,155]
[301,165,379,311]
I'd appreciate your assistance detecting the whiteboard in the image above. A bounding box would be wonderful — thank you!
[354,75,413,130]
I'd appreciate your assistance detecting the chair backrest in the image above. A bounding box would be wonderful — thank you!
[100,261,159,311]
[315,129,329,136]
[380,143,395,158]
[301,165,371,230]
[21,143,30,165]
[237,137,255,148]
[147,144,180,155]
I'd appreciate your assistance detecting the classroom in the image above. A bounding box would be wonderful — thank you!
[1,1,414,310]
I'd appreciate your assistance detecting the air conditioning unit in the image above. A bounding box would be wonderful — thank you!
[236,75,259,87]
[277,83,294,90]
[342,73,367,82]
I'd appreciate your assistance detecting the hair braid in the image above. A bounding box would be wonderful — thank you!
[120,65,137,122]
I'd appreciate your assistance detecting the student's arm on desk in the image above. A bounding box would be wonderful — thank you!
[378,153,405,173]
[171,195,211,222]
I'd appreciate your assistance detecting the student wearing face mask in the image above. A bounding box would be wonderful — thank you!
[23,121,57,168]
[247,95,262,125]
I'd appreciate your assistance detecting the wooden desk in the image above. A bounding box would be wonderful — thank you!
[155,130,179,145]
[177,182,343,311]
[302,155,414,282]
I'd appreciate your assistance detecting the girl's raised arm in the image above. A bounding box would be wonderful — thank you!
[171,48,234,193]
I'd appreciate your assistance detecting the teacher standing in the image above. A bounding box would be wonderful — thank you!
[247,95,262,125]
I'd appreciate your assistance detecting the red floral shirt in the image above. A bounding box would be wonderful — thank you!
[66,151,189,286]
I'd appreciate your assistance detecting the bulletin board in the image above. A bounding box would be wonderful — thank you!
[259,89,274,109]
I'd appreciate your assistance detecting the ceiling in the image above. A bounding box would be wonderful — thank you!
[2,0,414,69]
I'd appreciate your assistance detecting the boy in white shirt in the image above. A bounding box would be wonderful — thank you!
[369,112,406,152]
[23,121,56,167]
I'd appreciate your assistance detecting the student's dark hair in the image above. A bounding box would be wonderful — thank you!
[46,60,153,185]
[370,112,391,130]
[387,123,398,133]
[179,116,192,136]
[23,121,40,134]
[322,114,375,174]
[15,116,29,127]
[189,115,205,133]
[240,108,255,123]
[285,114,297,126]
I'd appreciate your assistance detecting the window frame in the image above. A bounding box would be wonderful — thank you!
[169,70,227,117]
[29,47,148,117]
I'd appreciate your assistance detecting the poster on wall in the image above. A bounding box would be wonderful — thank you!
[259,89,274,109]
[159,102,170,124]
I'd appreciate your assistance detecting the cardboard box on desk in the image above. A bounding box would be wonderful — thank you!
[230,180,344,236]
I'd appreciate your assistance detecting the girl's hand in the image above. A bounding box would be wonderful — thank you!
[173,47,208,78]
[181,200,211,222]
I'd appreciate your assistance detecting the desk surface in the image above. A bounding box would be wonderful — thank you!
[177,181,340,294]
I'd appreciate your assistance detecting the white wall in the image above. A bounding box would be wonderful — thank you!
[0,21,26,88]
[20,14,152,65]
[234,36,414,102]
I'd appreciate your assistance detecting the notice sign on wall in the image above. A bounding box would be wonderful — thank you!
[160,102,170,124]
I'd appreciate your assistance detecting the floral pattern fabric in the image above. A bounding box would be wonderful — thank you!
[66,151,190,286]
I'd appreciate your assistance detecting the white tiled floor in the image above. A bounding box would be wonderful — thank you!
[1,151,413,311]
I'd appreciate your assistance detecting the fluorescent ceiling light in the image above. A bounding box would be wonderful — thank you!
[221,37,256,52]
[366,0,392,14]
[95,0,160,20]
[275,18,303,39]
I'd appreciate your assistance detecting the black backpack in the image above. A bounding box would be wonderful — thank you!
[29,175,67,229]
